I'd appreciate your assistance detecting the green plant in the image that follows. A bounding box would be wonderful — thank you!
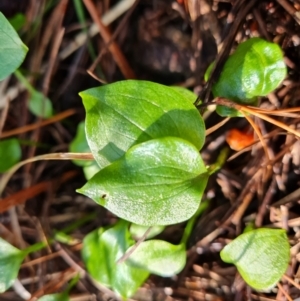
[0,11,293,300]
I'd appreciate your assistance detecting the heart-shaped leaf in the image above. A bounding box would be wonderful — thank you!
[77,137,208,226]
[213,38,286,102]
[127,240,186,277]
[0,238,27,292]
[0,138,21,173]
[0,12,28,81]
[220,228,290,290]
[81,80,205,169]
[82,220,149,299]
[210,38,286,117]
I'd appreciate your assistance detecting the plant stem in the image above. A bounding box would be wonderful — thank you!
[14,69,34,93]
[207,147,230,175]
[23,241,47,256]
[180,200,209,246]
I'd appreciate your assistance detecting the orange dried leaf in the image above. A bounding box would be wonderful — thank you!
[226,129,254,151]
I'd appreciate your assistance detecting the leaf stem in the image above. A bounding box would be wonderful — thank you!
[207,147,230,175]
[23,241,47,256]
[180,200,209,246]
[0,152,94,196]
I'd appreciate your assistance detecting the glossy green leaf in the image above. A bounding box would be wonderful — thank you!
[0,238,27,292]
[28,90,53,118]
[130,224,165,240]
[0,138,21,173]
[77,137,208,226]
[127,240,186,277]
[37,292,69,301]
[220,228,290,290]
[211,38,286,117]
[82,220,149,298]
[170,86,198,104]
[0,12,28,81]
[213,38,286,102]
[81,80,205,169]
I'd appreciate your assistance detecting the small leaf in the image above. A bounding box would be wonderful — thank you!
[0,238,27,293]
[130,224,165,240]
[213,38,286,103]
[0,138,21,173]
[70,121,92,167]
[37,292,69,301]
[82,163,100,180]
[81,80,205,168]
[127,241,186,277]
[220,228,290,290]
[28,90,53,118]
[82,220,149,298]
[77,137,208,226]
[69,121,100,179]
[8,13,26,31]
[0,12,28,81]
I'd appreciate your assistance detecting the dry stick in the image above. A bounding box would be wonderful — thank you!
[0,171,77,213]
[255,176,277,227]
[243,113,270,161]
[276,0,300,25]
[117,227,152,264]
[0,108,76,139]
[43,28,65,96]
[59,0,136,60]
[283,274,300,290]
[277,282,293,301]
[205,117,230,136]
[198,0,258,105]
[0,152,94,196]
[87,0,140,82]
[83,0,136,79]
[215,98,300,138]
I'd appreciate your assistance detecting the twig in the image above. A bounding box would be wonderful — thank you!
[117,227,152,264]
[59,0,136,60]
[83,0,135,79]
[0,153,93,196]
[0,109,76,138]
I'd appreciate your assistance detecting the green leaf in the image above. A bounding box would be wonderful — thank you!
[77,137,208,226]
[69,121,92,167]
[213,38,286,102]
[0,238,27,293]
[28,90,53,118]
[0,138,21,173]
[69,121,100,179]
[82,220,149,298]
[170,86,198,104]
[0,12,28,81]
[8,13,26,31]
[130,224,165,240]
[127,240,186,277]
[37,292,69,301]
[81,80,205,169]
[220,228,290,291]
